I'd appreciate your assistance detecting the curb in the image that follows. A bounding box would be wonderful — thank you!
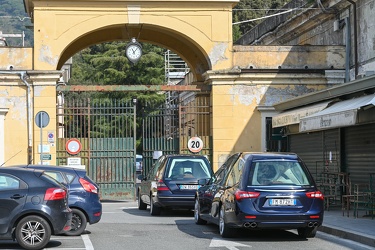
[319,225,375,248]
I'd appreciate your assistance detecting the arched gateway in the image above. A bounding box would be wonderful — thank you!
[1,0,345,199]
[25,0,236,79]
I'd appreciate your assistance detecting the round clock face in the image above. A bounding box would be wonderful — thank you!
[126,44,142,62]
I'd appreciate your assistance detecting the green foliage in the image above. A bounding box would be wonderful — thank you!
[232,0,287,38]
[0,0,33,46]
[68,41,166,103]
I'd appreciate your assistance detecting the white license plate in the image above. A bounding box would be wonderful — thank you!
[179,185,199,190]
[270,199,296,206]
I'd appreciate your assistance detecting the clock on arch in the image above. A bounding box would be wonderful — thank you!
[125,37,142,64]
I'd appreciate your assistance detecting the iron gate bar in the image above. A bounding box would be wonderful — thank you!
[56,98,136,200]
[57,85,211,92]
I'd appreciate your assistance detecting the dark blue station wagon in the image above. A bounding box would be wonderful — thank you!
[194,152,324,238]
[138,154,213,215]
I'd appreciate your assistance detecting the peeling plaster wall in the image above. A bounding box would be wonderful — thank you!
[358,0,375,75]
[0,84,29,165]
[0,70,61,165]
[0,48,33,70]
[208,72,331,170]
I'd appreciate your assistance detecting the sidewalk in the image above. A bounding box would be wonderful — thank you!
[319,209,375,247]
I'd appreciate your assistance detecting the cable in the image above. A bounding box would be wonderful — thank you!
[233,8,301,25]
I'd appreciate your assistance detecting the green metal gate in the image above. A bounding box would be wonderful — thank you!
[141,94,212,174]
[57,94,212,200]
[56,98,136,200]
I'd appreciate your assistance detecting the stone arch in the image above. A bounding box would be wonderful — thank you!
[57,24,212,82]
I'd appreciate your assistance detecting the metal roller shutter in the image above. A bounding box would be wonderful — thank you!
[290,131,323,180]
[290,129,340,180]
[344,124,375,185]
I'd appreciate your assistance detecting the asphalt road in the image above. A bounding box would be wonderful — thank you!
[1,201,374,250]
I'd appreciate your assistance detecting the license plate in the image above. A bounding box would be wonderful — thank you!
[270,199,296,206]
[179,185,199,190]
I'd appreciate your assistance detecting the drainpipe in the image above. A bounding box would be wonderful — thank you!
[0,71,33,164]
[345,17,351,82]
[346,0,359,78]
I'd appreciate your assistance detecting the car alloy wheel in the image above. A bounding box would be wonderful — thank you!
[150,196,161,215]
[15,215,51,250]
[65,208,87,236]
[194,198,207,225]
[219,206,235,238]
[138,191,147,210]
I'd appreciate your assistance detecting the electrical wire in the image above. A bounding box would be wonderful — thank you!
[233,7,301,25]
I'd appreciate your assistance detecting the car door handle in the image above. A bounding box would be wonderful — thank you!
[11,194,25,199]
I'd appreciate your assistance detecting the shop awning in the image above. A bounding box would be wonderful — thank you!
[300,94,375,132]
[272,101,331,128]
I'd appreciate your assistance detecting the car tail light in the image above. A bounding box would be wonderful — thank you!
[306,191,324,200]
[235,190,260,201]
[45,188,67,200]
[157,180,170,191]
[79,178,98,194]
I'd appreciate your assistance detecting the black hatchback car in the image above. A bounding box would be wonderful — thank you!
[14,165,102,236]
[0,167,72,250]
[194,152,324,238]
[137,154,213,215]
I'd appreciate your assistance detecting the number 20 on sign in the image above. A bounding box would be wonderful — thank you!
[188,137,204,153]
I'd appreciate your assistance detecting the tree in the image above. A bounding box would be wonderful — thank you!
[232,0,287,39]
[0,0,33,46]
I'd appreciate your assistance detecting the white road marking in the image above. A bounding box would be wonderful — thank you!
[209,237,251,250]
[82,234,94,250]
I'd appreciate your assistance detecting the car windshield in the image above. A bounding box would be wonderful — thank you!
[165,158,211,180]
[248,160,311,186]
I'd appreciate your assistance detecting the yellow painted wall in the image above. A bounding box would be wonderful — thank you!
[0,48,33,70]
[29,0,237,81]
[1,1,346,170]
[0,66,61,166]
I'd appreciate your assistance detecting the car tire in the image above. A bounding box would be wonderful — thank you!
[138,191,147,210]
[219,206,235,238]
[297,227,317,238]
[194,197,207,225]
[150,197,161,216]
[15,215,51,250]
[65,208,87,236]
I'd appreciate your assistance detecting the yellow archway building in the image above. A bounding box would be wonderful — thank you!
[0,0,345,169]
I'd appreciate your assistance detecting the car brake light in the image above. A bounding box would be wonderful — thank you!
[79,178,98,194]
[235,190,260,201]
[157,180,170,191]
[306,191,324,200]
[45,188,67,200]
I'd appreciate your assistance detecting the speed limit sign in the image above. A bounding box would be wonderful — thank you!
[188,137,203,153]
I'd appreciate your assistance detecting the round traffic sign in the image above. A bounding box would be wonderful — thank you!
[188,137,204,153]
[35,111,50,128]
[66,138,82,155]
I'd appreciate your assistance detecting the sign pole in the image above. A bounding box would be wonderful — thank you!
[40,112,43,164]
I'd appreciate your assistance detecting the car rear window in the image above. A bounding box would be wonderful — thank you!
[248,160,312,186]
[165,159,211,180]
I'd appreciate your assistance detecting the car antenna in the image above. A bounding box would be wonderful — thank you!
[0,150,22,167]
